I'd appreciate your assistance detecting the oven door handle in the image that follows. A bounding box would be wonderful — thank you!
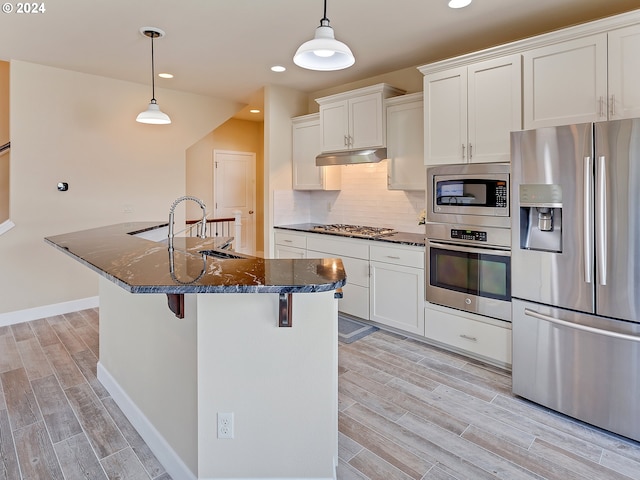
[427,240,511,257]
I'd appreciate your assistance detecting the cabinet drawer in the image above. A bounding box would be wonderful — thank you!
[425,305,512,366]
[274,231,307,249]
[370,244,424,268]
[275,245,306,259]
[306,234,369,259]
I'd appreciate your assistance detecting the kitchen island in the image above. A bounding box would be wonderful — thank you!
[45,222,346,480]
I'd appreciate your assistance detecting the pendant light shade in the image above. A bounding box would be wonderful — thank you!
[293,0,355,71]
[137,27,171,125]
[136,99,171,124]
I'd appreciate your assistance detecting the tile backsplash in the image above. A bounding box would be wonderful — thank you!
[274,160,425,234]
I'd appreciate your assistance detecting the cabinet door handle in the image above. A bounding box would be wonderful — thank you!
[599,96,605,118]
[344,135,349,147]
[459,334,478,342]
[283,239,293,243]
[461,144,466,160]
[469,143,473,160]
[610,94,616,117]
[386,255,401,259]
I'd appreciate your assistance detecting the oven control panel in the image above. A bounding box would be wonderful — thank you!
[450,229,487,242]
[496,182,508,208]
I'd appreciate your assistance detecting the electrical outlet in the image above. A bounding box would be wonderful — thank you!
[217,412,234,439]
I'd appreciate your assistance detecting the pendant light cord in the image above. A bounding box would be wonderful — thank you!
[150,32,156,103]
[321,0,329,23]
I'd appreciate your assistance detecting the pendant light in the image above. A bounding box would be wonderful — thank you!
[293,0,355,71]
[136,27,171,125]
[448,0,472,8]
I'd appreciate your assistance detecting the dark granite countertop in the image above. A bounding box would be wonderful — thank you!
[275,223,426,247]
[45,222,346,294]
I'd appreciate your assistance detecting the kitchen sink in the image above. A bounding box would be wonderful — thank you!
[199,249,247,260]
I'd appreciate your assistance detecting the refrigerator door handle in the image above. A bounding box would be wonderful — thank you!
[584,156,593,284]
[524,308,640,343]
[596,155,607,286]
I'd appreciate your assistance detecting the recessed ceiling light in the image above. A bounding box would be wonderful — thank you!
[250,109,261,114]
[271,65,286,73]
[448,0,472,8]
[158,73,173,78]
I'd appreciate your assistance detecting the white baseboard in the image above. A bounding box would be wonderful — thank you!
[0,219,15,236]
[97,362,197,480]
[0,296,99,327]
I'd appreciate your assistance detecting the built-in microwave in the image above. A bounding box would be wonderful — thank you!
[427,163,510,228]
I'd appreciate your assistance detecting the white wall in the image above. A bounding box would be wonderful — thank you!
[0,61,243,317]
[0,61,9,223]
[263,85,309,257]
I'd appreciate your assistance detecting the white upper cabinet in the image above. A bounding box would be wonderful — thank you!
[418,10,640,139]
[608,24,640,120]
[316,83,405,153]
[468,56,522,163]
[523,25,640,128]
[291,114,341,191]
[385,93,425,190]
[318,100,349,152]
[423,66,466,166]
[423,55,522,166]
[523,34,608,128]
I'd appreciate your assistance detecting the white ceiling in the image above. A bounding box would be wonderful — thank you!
[0,0,637,120]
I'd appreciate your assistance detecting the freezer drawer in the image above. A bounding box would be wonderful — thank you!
[512,299,640,442]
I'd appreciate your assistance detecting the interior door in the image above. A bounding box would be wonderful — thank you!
[213,150,256,255]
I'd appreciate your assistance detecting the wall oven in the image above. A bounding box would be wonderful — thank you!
[426,163,511,322]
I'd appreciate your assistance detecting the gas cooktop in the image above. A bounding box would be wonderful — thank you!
[311,224,396,239]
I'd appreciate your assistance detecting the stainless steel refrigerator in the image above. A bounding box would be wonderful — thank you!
[511,119,640,443]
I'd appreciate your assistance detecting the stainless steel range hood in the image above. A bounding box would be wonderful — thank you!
[315,148,387,166]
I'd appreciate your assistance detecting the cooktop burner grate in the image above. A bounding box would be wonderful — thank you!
[312,224,396,238]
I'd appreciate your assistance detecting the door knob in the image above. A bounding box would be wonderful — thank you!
[249,210,254,214]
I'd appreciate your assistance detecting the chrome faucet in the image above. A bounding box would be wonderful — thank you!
[168,195,207,251]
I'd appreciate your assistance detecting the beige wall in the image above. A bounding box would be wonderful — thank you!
[185,117,264,253]
[0,60,243,316]
[0,61,8,223]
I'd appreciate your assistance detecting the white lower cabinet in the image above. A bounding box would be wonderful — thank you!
[425,302,512,367]
[306,234,371,320]
[304,233,424,330]
[274,229,511,365]
[369,244,425,335]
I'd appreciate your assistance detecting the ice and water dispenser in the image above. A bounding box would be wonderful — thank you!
[518,184,563,253]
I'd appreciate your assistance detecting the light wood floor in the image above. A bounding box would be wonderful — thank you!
[0,309,171,480]
[337,329,640,480]
[2,309,639,480]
